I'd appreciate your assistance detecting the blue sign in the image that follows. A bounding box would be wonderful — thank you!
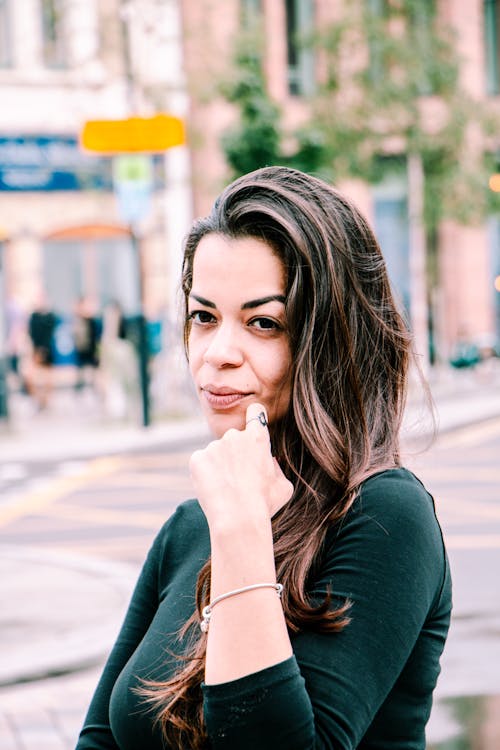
[52,317,77,366]
[0,135,113,192]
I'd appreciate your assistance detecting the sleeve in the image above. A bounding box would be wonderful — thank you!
[202,471,448,750]
[75,522,168,749]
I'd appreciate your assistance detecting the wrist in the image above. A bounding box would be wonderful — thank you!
[206,499,273,542]
[209,521,276,596]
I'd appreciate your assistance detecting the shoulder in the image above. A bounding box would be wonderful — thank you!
[328,468,446,576]
[150,498,209,566]
[353,467,439,534]
[155,498,207,544]
[321,468,448,610]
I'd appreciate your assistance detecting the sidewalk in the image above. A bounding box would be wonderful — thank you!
[1,364,500,749]
[1,360,500,463]
[404,360,500,438]
[0,386,211,463]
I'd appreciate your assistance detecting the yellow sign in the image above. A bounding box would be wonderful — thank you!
[489,173,500,192]
[81,114,185,154]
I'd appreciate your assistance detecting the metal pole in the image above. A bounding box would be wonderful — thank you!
[130,227,150,427]
[120,2,149,426]
[407,152,430,374]
[0,240,9,420]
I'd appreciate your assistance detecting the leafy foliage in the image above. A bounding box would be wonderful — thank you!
[220,38,282,180]
[220,0,495,245]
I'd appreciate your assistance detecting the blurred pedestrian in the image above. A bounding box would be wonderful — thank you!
[26,292,57,411]
[4,295,28,392]
[449,327,481,369]
[72,296,100,393]
[77,167,451,750]
[99,300,139,419]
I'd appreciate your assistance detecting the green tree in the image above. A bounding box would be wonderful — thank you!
[305,1,491,251]
[220,37,282,180]
[220,1,496,363]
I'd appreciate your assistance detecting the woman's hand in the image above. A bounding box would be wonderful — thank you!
[190,402,294,534]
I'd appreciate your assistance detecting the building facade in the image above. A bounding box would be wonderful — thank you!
[0,0,190,340]
[181,0,500,362]
[1,0,499,374]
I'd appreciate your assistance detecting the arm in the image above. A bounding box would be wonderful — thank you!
[190,404,294,686]
[201,470,450,749]
[75,523,167,749]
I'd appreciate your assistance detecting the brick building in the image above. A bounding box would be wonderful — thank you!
[0,0,190,332]
[181,0,500,362]
[1,0,499,370]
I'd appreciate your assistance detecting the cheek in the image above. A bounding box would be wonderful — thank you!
[187,347,202,387]
[187,332,202,371]
[264,344,292,391]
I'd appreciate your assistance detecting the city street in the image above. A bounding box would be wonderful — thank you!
[2,2,500,748]
[1,411,500,748]
[409,417,500,747]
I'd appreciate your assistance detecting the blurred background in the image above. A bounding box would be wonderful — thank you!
[1,1,500,749]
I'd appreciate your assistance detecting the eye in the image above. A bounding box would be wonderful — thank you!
[249,317,282,331]
[188,310,216,325]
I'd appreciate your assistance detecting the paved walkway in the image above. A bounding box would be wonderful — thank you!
[1,362,500,749]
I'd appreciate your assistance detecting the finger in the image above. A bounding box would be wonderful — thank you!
[245,402,269,434]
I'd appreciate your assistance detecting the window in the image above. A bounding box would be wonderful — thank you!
[366,0,437,93]
[0,0,11,67]
[241,0,261,29]
[366,0,387,84]
[285,0,315,96]
[408,0,437,95]
[41,0,66,68]
[485,0,500,94]
[372,166,410,318]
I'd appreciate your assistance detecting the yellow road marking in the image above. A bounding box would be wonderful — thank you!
[39,503,169,528]
[0,456,123,528]
[436,417,500,449]
[88,471,194,491]
[50,538,153,559]
[121,452,193,469]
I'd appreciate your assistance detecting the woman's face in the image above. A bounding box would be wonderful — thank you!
[187,233,292,438]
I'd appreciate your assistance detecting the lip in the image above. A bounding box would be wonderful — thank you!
[201,385,252,410]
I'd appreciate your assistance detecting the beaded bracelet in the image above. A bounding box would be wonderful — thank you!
[200,582,284,633]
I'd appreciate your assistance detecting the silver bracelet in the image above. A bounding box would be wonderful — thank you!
[200,582,283,633]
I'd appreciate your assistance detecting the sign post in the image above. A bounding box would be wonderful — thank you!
[80,114,185,428]
[81,114,185,154]
[0,237,9,421]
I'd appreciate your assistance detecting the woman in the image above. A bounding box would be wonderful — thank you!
[76,166,451,750]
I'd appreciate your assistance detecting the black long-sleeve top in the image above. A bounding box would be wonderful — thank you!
[76,467,452,749]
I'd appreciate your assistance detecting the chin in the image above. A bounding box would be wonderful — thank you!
[206,411,246,438]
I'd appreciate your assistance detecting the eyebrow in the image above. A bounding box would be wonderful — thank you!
[189,294,286,310]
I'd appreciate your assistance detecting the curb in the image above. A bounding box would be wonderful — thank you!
[0,546,138,687]
[402,385,500,444]
[0,416,211,463]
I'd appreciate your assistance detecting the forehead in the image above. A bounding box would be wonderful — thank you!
[191,234,285,293]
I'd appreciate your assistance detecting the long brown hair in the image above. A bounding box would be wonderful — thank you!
[139,166,412,748]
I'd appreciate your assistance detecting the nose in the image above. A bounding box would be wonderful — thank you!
[203,321,244,368]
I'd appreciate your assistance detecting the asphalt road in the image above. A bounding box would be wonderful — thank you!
[407,416,500,748]
[1,418,500,749]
